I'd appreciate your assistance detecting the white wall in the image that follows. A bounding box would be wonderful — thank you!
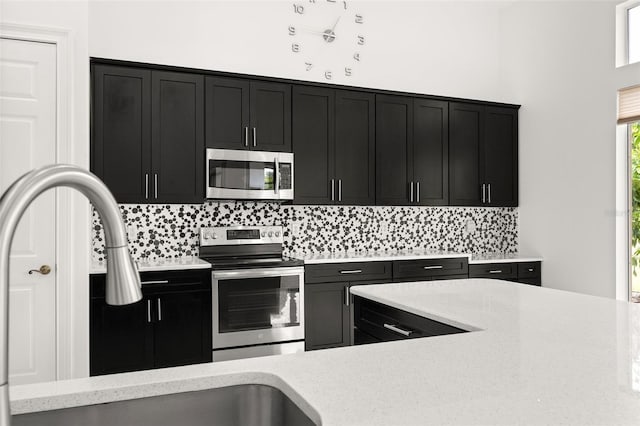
[499,0,640,298]
[88,0,507,102]
[0,0,91,378]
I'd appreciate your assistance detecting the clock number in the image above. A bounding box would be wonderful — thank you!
[309,0,316,2]
[293,4,305,14]
[325,70,332,80]
[343,1,347,10]
[355,14,364,24]
[357,35,365,45]
[305,62,313,71]
[345,67,352,77]
[353,52,360,61]
[292,43,301,53]
[288,26,296,36]
[327,0,336,3]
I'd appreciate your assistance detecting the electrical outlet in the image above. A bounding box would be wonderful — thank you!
[379,223,389,235]
[126,224,137,241]
[292,222,304,236]
[465,220,476,234]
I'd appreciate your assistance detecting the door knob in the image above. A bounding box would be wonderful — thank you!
[28,265,51,275]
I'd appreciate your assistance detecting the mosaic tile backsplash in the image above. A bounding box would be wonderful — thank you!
[91,203,518,262]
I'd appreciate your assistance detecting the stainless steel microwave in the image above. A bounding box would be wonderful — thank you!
[205,149,294,201]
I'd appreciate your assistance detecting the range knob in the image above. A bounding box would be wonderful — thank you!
[268,231,273,237]
[211,233,218,239]
[261,232,266,237]
[203,233,210,240]
[275,231,281,237]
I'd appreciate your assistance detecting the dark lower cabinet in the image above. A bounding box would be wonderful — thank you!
[305,282,350,350]
[90,269,212,376]
[353,296,467,345]
[469,261,541,286]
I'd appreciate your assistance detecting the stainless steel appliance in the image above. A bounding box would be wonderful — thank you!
[199,225,304,362]
[205,149,294,201]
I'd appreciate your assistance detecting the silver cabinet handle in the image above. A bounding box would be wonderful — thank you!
[252,127,257,147]
[140,280,169,285]
[528,268,534,272]
[154,174,158,199]
[423,265,443,270]
[482,183,486,203]
[344,286,350,306]
[145,173,149,199]
[157,298,162,321]
[147,300,152,323]
[384,323,413,337]
[488,183,491,204]
[489,270,503,274]
[338,179,342,202]
[331,179,335,201]
[244,127,249,147]
[410,181,414,203]
[416,181,420,203]
[274,157,280,194]
[340,269,362,274]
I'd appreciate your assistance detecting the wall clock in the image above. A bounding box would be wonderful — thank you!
[289,0,366,80]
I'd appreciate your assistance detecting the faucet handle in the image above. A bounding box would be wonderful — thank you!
[28,265,51,275]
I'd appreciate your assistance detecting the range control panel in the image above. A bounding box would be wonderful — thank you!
[199,225,284,246]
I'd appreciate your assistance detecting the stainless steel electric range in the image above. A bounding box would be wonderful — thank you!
[199,225,304,362]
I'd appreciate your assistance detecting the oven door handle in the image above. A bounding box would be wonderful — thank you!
[211,266,305,280]
[274,156,279,195]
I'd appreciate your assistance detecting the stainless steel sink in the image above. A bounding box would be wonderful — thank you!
[12,384,319,426]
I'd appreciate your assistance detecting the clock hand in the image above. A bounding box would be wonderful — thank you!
[331,16,341,32]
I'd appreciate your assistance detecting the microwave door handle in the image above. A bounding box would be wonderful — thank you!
[274,157,279,195]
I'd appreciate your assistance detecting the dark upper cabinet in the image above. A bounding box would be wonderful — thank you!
[151,71,204,203]
[293,86,374,205]
[92,65,204,204]
[92,65,151,203]
[292,86,335,204]
[375,95,412,206]
[205,77,291,152]
[483,107,518,206]
[449,102,518,207]
[334,90,376,205]
[376,95,448,206]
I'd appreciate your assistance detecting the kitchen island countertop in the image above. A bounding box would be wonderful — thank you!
[10,278,640,425]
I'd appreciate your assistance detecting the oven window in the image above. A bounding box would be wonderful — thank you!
[210,160,275,190]
[218,276,300,333]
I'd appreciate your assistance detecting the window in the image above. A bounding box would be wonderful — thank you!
[630,3,640,64]
[617,0,640,66]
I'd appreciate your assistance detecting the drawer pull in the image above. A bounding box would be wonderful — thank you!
[423,265,443,270]
[141,280,169,285]
[340,269,362,274]
[384,323,413,337]
[488,270,503,274]
[528,268,534,272]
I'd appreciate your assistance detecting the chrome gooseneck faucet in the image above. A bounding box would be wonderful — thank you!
[0,164,142,425]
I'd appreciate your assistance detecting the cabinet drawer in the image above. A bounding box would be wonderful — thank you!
[354,296,466,342]
[91,269,211,298]
[305,261,392,284]
[468,263,517,280]
[393,257,468,281]
[517,262,541,279]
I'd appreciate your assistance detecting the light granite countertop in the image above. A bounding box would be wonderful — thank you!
[10,279,640,425]
[291,250,543,265]
[90,256,211,274]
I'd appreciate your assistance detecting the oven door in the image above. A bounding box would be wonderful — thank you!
[211,266,304,350]
[206,149,294,200]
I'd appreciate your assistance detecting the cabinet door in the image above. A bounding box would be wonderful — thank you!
[449,102,483,206]
[305,282,349,350]
[151,71,204,203]
[92,65,151,203]
[413,99,448,205]
[335,90,375,205]
[483,106,518,207]
[293,86,335,204]
[90,297,153,376]
[152,290,212,368]
[205,77,250,150]
[250,81,292,152]
[375,95,412,205]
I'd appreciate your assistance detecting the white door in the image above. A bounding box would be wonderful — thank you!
[0,38,57,385]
